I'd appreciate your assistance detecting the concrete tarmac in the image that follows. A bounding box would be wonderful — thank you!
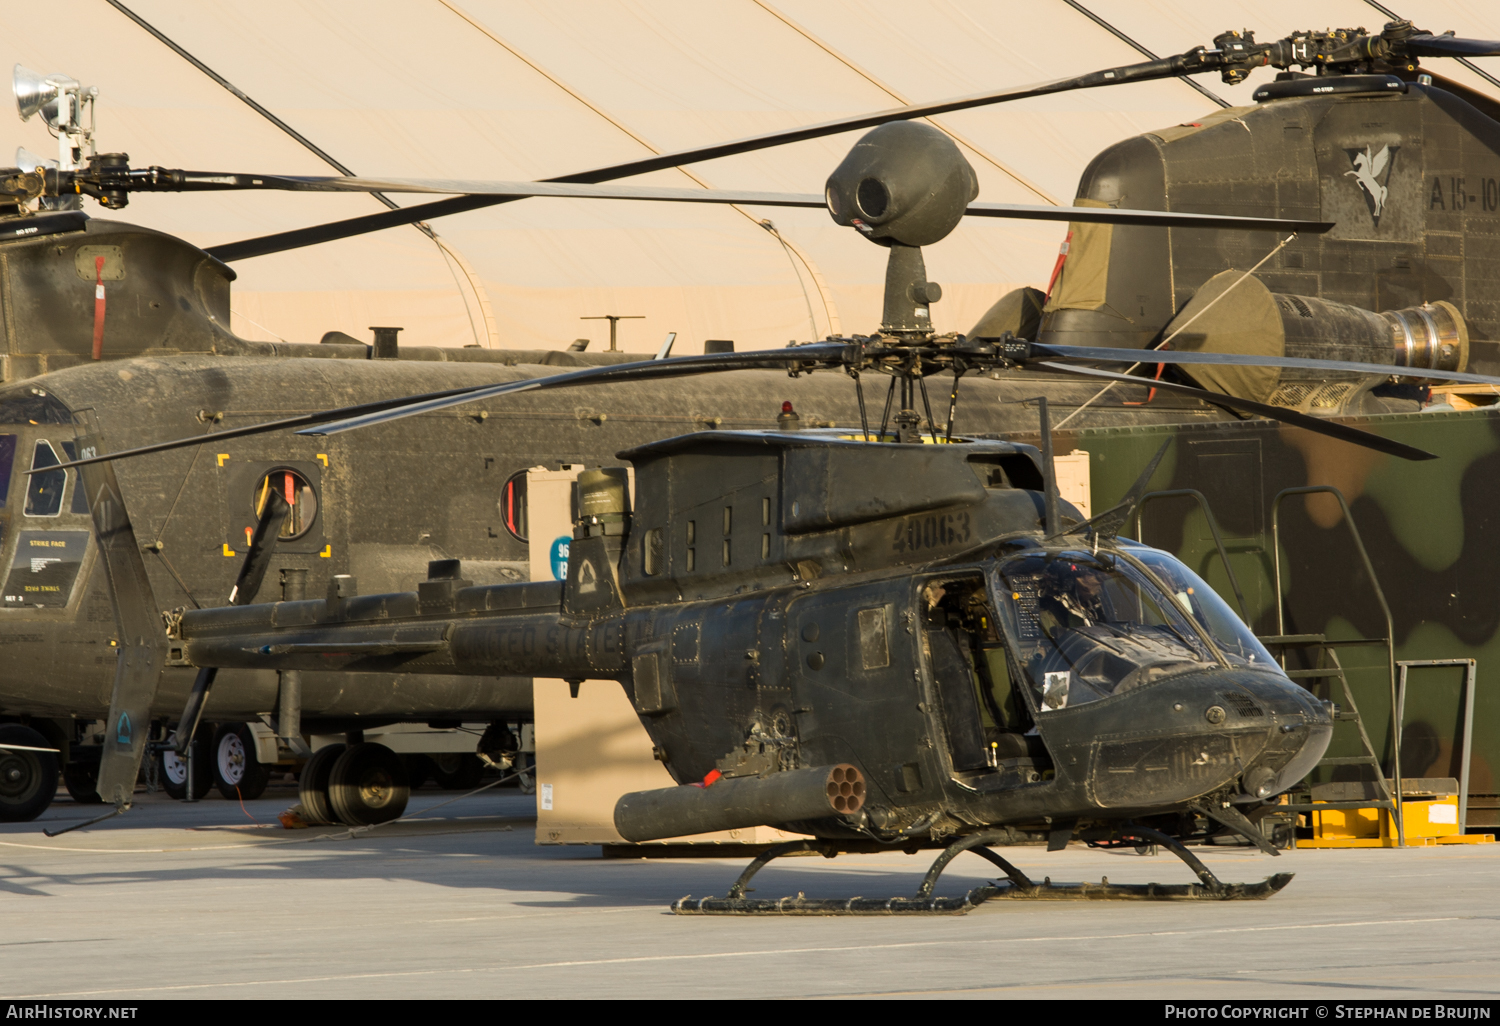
[2,782,1497,1000]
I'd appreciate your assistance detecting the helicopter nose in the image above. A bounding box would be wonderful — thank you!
[1229,673,1334,801]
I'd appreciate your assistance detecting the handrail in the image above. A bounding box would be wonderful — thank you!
[1396,658,1477,831]
[1130,488,1250,625]
[1271,485,1403,847]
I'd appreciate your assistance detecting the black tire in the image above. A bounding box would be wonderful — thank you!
[63,757,103,804]
[298,743,345,825]
[404,754,433,790]
[430,752,483,790]
[212,723,272,801]
[328,743,409,826]
[159,731,213,800]
[0,724,59,822]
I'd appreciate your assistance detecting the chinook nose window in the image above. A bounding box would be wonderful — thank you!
[993,552,1217,711]
[251,469,318,540]
[24,440,66,517]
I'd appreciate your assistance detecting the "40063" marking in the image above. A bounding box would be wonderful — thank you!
[892,511,972,554]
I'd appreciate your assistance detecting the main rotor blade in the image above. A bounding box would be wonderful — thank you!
[1405,34,1500,58]
[180,174,1328,234]
[1036,362,1437,461]
[207,53,1204,261]
[45,384,499,473]
[230,489,290,605]
[1032,343,1500,388]
[176,488,291,754]
[46,345,852,470]
[296,344,853,437]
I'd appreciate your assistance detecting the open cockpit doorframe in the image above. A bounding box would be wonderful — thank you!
[914,569,1054,792]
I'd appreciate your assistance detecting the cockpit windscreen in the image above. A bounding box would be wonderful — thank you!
[991,552,1217,712]
[1123,544,1280,671]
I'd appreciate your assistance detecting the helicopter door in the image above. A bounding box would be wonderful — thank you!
[921,576,996,774]
[787,582,934,803]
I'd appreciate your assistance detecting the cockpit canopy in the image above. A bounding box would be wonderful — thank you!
[991,546,1280,712]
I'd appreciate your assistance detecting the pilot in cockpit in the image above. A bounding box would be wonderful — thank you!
[1036,561,1109,636]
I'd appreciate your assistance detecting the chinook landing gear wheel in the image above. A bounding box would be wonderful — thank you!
[431,752,483,791]
[0,724,59,822]
[404,754,433,790]
[63,757,102,804]
[160,732,213,800]
[298,743,345,825]
[328,743,409,826]
[212,723,272,801]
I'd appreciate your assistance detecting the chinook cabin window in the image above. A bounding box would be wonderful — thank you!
[993,552,1220,711]
[24,441,65,517]
[500,470,528,542]
[251,468,318,541]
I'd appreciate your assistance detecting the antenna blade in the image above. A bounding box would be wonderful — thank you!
[654,332,678,360]
[1065,440,1169,541]
[1035,361,1437,461]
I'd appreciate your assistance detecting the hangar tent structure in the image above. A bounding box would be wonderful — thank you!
[5,0,1499,354]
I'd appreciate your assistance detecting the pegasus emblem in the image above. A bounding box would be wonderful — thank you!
[1343,144,1398,226]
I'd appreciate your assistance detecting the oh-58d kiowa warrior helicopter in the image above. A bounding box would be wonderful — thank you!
[14,17,1500,849]
[45,22,1500,911]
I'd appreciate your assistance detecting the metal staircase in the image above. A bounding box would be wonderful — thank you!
[1266,486,1404,847]
[1256,633,1403,844]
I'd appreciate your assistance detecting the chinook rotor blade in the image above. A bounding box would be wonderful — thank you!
[1030,343,1500,388]
[45,384,501,473]
[154,176,1329,235]
[295,343,853,437]
[1035,362,1437,461]
[203,52,1226,261]
[963,204,1329,233]
[46,344,854,470]
[174,489,291,754]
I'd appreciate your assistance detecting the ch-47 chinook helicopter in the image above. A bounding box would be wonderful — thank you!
[13,16,1500,838]
[51,32,1500,905]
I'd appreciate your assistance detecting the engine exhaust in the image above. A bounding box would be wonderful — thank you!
[614,764,865,842]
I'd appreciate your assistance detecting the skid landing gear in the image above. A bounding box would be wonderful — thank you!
[673,827,1294,916]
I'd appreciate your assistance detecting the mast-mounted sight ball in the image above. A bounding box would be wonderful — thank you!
[824,121,978,247]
